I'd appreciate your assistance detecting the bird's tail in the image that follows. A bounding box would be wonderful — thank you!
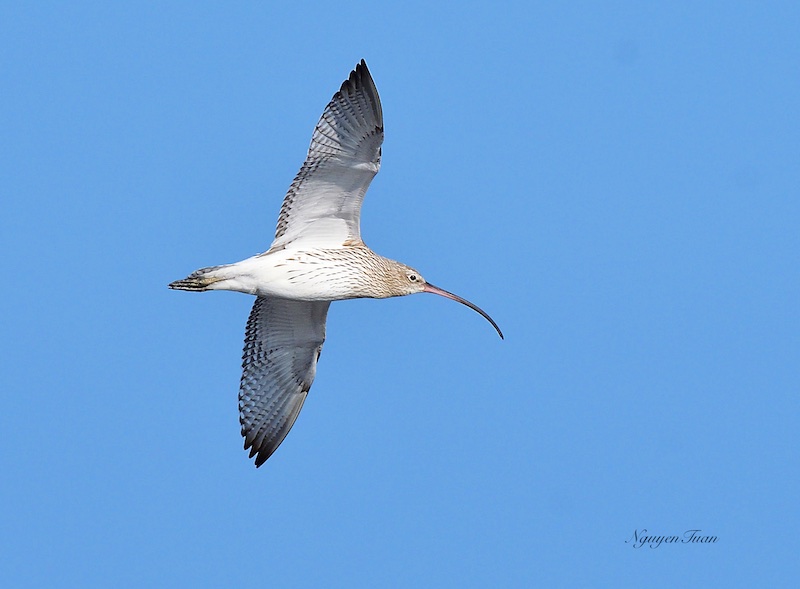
[168,265,230,291]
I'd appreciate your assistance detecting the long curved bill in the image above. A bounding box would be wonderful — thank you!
[423,283,504,339]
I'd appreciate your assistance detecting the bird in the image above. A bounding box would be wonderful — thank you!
[169,60,503,467]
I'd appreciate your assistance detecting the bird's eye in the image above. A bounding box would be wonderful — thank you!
[408,274,418,282]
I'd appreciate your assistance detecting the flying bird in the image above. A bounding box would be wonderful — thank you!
[170,60,503,467]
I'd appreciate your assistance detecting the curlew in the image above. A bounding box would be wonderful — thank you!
[170,60,502,467]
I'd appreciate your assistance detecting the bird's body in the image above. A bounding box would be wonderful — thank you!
[170,60,502,467]
[170,245,414,301]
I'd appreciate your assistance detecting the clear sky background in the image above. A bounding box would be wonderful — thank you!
[2,2,798,587]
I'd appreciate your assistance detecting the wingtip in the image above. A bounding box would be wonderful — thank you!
[342,59,372,91]
[334,58,382,129]
[245,440,271,468]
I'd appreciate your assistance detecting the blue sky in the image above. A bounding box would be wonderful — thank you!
[2,1,798,587]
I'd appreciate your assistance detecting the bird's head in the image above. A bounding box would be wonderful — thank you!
[388,261,504,339]
[390,264,427,295]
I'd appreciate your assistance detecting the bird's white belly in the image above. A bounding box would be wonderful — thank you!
[221,249,368,301]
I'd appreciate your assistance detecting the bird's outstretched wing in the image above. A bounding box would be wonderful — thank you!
[268,59,384,251]
[239,297,331,466]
